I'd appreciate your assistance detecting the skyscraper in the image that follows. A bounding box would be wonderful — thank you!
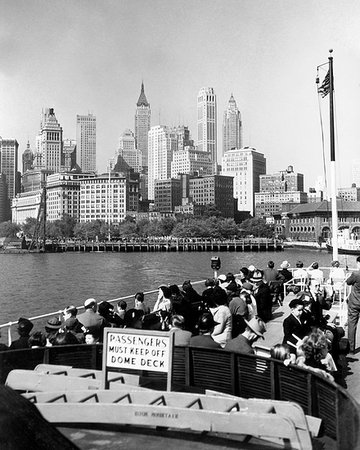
[76,113,96,172]
[197,87,217,165]
[36,108,63,172]
[221,147,266,215]
[116,129,142,173]
[0,137,19,200]
[223,94,242,156]
[135,82,151,168]
[148,125,177,200]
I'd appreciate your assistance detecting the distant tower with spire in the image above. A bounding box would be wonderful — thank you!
[222,94,242,156]
[135,82,151,169]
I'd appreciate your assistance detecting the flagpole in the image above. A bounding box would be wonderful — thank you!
[329,49,338,261]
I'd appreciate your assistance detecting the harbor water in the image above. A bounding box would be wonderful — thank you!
[0,248,355,325]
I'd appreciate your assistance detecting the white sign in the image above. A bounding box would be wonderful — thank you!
[106,330,171,372]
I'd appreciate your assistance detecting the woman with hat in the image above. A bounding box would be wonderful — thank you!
[10,318,33,350]
[44,317,62,346]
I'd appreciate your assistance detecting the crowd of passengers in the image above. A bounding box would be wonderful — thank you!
[3,259,349,384]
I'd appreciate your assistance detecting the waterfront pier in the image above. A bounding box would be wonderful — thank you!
[45,238,284,253]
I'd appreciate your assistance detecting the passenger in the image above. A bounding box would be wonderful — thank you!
[28,331,46,348]
[169,284,192,332]
[123,308,144,329]
[152,285,171,313]
[307,262,324,289]
[169,315,192,346]
[263,260,280,284]
[201,278,216,307]
[10,317,33,350]
[278,261,293,283]
[44,317,62,346]
[190,313,221,349]
[208,286,232,347]
[225,273,239,295]
[239,282,257,319]
[217,274,228,291]
[77,298,106,342]
[84,330,100,345]
[237,267,250,284]
[62,306,84,332]
[134,292,151,315]
[116,300,127,321]
[270,343,294,365]
[98,301,123,327]
[229,283,249,338]
[247,265,256,281]
[293,261,309,286]
[223,317,266,355]
[296,329,335,382]
[282,298,308,353]
[346,255,360,354]
[53,331,79,346]
[181,280,202,305]
[251,270,273,322]
[328,260,346,300]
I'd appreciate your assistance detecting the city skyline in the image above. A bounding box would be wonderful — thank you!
[1,0,360,193]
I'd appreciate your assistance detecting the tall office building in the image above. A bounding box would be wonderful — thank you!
[36,108,63,173]
[22,141,34,173]
[0,173,11,222]
[148,125,177,200]
[221,147,266,215]
[76,113,96,172]
[135,82,151,168]
[0,137,19,200]
[223,94,242,156]
[197,87,217,165]
[116,129,142,173]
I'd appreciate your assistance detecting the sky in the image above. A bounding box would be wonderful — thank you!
[1,0,360,192]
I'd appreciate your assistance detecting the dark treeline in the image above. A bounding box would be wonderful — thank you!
[0,215,275,241]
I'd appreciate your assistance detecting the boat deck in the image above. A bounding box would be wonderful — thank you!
[259,294,360,403]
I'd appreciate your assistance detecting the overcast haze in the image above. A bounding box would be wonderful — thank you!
[1,0,360,192]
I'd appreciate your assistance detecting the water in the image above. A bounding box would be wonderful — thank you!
[0,247,353,325]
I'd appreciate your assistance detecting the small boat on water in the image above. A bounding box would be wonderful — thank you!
[326,230,360,255]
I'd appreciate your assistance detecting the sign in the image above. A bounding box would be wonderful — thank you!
[102,328,174,390]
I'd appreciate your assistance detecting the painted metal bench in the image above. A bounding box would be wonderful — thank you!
[23,389,313,449]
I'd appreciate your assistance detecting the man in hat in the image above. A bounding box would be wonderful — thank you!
[10,318,33,349]
[224,317,266,355]
[77,298,106,341]
[282,298,308,353]
[44,317,62,346]
[190,312,221,349]
[278,261,293,283]
[251,270,273,322]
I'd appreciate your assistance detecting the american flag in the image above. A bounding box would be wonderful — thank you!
[318,70,331,98]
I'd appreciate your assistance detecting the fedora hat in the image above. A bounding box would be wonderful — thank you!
[245,317,266,338]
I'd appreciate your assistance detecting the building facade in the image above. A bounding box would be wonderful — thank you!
[154,178,182,213]
[11,190,43,224]
[22,141,34,173]
[221,147,266,215]
[255,166,307,218]
[79,173,127,224]
[36,108,63,173]
[197,87,217,166]
[338,184,360,202]
[76,113,96,172]
[135,82,151,168]
[189,175,234,218]
[171,146,213,178]
[222,94,242,156]
[0,173,11,222]
[148,125,177,200]
[0,137,20,201]
[273,200,360,241]
[116,129,142,173]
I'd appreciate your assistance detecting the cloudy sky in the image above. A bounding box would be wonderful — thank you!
[1,0,360,191]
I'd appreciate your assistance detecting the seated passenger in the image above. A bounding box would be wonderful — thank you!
[282,298,309,353]
[28,331,46,348]
[169,315,192,346]
[190,313,221,349]
[307,262,324,289]
[134,292,151,315]
[10,317,33,350]
[44,317,62,346]
[292,261,309,286]
[224,317,266,355]
[208,286,232,347]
